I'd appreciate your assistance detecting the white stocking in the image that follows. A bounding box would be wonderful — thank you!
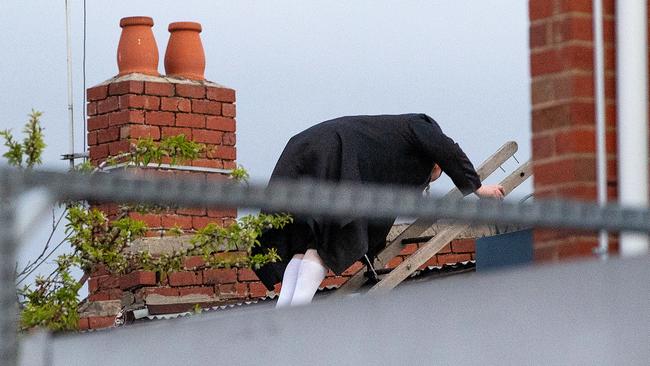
[275,256,302,308]
[290,249,328,307]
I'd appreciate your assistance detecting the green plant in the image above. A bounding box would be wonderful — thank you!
[230,165,250,183]
[168,225,184,237]
[189,213,289,269]
[0,110,45,168]
[65,205,147,274]
[126,212,289,275]
[72,160,94,173]
[116,135,203,168]
[19,256,82,331]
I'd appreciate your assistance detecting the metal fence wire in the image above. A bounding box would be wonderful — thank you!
[2,166,650,365]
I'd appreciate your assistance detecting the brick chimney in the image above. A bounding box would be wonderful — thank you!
[80,18,245,329]
[86,76,238,234]
[528,1,621,261]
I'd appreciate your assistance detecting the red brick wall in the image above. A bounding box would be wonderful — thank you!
[86,78,237,235]
[87,79,236,169]
[384,239,475,269]
[529,0,620,260]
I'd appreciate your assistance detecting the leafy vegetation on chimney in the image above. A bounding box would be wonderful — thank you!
[4,111,290,332]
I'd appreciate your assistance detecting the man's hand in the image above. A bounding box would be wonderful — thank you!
[474,184,505,199]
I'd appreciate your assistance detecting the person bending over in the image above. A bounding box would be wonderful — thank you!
[252,114,504,307]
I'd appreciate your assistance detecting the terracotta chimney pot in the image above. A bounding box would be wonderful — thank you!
[117,16,160,76]
[164,22,206,80]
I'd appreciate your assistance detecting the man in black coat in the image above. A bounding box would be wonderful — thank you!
[253,114,504,307]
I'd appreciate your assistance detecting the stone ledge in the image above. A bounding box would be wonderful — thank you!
[97,73,229,88]
[78,300,122,318]
[125,236,242,255]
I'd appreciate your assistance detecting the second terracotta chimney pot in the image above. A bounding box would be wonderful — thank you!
[164,21,206,80]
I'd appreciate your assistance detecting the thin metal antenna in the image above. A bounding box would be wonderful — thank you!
[61,0,88,168]
[64,0,75,169]
[82,0,87,158]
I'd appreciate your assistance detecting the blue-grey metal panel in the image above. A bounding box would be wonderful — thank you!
[476,229,533,271]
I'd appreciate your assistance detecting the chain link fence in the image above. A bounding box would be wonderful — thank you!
[2,166,649,365]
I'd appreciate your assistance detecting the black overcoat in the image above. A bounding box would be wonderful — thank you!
[253,114,481,290]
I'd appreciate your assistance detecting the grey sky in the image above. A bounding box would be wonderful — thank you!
[1,1,531,284]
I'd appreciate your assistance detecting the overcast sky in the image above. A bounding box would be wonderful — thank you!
[1,1,530,285]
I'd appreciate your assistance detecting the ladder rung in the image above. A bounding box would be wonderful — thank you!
[363,268,392,278]
[401,235,434,245]
[363,262,478,279]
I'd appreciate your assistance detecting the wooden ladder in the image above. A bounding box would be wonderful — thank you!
[333,141,531,297]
